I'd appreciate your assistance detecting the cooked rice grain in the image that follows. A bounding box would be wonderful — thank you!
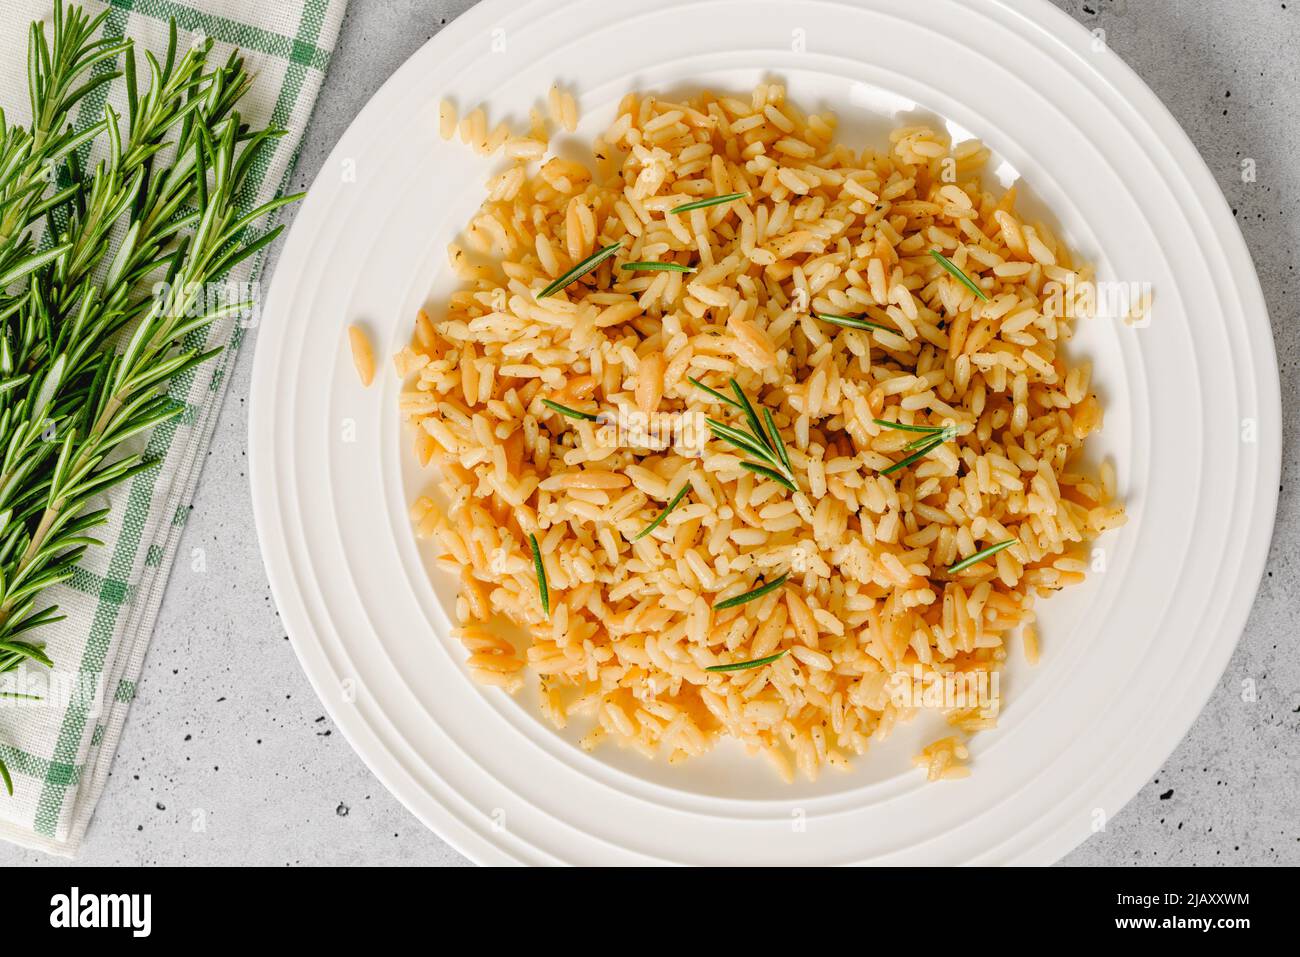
[348,324,375,387]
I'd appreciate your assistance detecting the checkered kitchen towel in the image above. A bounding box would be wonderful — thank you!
[0,0,347,855]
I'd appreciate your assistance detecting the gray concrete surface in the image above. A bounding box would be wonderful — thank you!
[1,0,1295,866]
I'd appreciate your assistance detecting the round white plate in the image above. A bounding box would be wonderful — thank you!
[249,0,1280,864]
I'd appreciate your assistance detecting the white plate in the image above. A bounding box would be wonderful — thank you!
[249,0,1280,864]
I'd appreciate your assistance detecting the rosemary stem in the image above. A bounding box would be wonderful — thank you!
[0,392,125,629]
[0,504,60,626]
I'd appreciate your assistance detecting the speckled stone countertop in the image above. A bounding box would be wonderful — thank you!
[1,0,1295,866]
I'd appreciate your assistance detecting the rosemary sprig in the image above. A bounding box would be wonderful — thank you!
[631,483,689,541]
[713,572,789,611]
[670,191,748,214]
[930,249,989,301]
[876,417,959,475]
[529,533,549,617]
[881,431,952,475]
[687,376,741,409]
[541,398,599,422]
[813,311,891,333]
[704,379,798,492]
[705,650,787,673]
[903,425,957,450]
[706,417,797,492]
[536,241,622,299]
[620,261,694,273]
[947,539,1017,574]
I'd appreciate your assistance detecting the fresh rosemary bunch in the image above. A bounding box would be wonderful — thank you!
[0,1,302,792]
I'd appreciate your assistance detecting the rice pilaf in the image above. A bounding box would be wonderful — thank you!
[396,82,1125,782]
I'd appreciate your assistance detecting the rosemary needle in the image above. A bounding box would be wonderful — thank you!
[620,261,695,273]
[670,191,748,214]
[706,650,787,673]
[541,398,599,422]
[739,462,798,492]
[813,312,891,333]
[0,641,53,668]
[632,484,689,541]
[713,572,790,611]
[947,539,1017,575]
[729,378,774,454]
[763,406,793,476]
[529,533,550,617]
[536,241,622,298]
[873,418,947,435]
[930,249,989,301]
[688,376,742,409]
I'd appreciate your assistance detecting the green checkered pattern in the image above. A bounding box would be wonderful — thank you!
[0,0,347,856]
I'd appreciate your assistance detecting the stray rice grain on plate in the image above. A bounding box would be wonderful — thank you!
[348,323,375,387]
[398,82,1126,782]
